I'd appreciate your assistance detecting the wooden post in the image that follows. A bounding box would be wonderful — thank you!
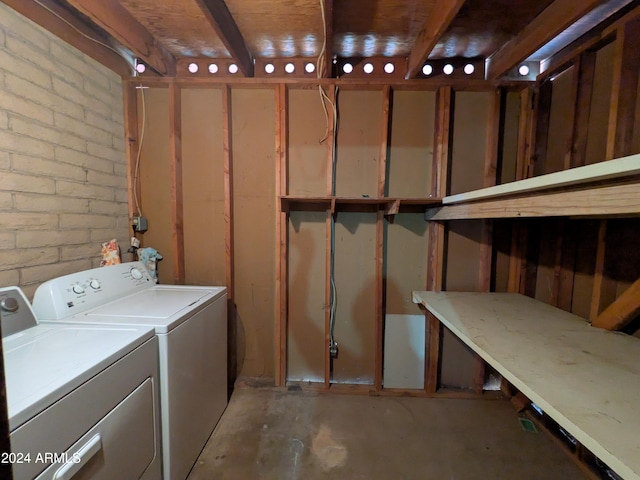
[122,82,139,234]
[274,83,288,386]
[424,86,452,393]
[324,84,336,388]
[222,85,237,383]
[375,86,391,391]
[168,81,185,284]
[531,80,552,177]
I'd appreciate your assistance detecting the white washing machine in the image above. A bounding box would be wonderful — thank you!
[1,286,161,480]
[32,262,228,480]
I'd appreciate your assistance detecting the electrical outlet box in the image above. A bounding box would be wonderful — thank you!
[132,216,148,233]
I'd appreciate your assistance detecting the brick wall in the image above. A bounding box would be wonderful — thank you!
[0,3,130,298]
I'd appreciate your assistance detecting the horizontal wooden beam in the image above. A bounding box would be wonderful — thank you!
[486,0,609,80]
[3,0,132,76]
[426,180,640,220]
[194,0,254,77]
[406,0,466,79]
[592,277,640,330]
[66,0,176,76]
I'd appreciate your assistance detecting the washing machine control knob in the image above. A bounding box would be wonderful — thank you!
[89,279,101,289]
[72,284,85,295]
[130,267,144,280]
[0,297,19,312]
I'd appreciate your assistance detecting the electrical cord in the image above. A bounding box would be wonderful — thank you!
[133,84,146,218]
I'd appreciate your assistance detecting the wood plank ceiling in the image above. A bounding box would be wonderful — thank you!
[5,0,636,79]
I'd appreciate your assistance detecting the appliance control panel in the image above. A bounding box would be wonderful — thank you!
[32,262,153,320]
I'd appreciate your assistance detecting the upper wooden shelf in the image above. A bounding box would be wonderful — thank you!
[280,196,441,215]
[426,154,640,220]
[412,291,640,480]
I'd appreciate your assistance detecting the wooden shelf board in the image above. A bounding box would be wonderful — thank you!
[412,291,640,480]
[426,179,640,220]
[280,196,441,214]
[443,154,640,205]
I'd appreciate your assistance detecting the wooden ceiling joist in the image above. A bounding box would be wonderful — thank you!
[486,0,608,80]
[592,277,640,331]
[65,0,176,76]
[405,0,467,79]
[4,0,132,76]
[321,0,333,78]
[194,0,254,77]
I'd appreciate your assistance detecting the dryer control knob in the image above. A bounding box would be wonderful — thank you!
[130,267,144,280]
[89,279,101,289]
[72,284,85,295]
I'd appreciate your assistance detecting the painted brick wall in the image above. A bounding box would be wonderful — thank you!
[0,3,129,298]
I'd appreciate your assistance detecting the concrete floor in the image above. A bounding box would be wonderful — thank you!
[188,385,587,480]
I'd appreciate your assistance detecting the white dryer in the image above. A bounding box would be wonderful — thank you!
[1,286,161,480]
[32,262,228,480]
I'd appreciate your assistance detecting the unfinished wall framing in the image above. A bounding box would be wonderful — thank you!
[122,5,640,401]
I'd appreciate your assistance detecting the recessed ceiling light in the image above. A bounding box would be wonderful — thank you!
[443,64,454,75]
[363,63,374,74]
[188,63,198,73]
[384,63,394,74]
[343,63,353,74]
[422,64,432,76]
[285,63,295,73]
[519,65,530,76]
[265,63,275,74]
[305,62,315,73]
[208,63,218,74]
[228,64,239,74]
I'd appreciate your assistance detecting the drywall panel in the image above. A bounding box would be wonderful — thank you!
[181,88,226,286]
[232,88,275,378]
[383,314,425,389]
[500,92,520,184]
[387,90,435,197]
[287,211,326,382]
[545,67,574,174]
[333,213,376,384]
[442,220,483,389]
[335,90,382,197]
[288,88,329,196]
[385,214,428,314]
[586,42,615,165]
[449,91,490,195]
[138,88,174,284]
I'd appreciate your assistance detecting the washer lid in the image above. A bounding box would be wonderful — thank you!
[3,324,154,431]
[75,286,226,333]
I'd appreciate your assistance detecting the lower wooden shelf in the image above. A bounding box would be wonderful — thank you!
[412,290,640,480]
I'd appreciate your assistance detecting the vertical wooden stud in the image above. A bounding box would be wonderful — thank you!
[425,86,452,394]
[589,220,608,321]
[275,83,288,387]
[168,81,185,284]
[515,87,534,181]
[606,19,640,160]
[375,86,391,391]
[531,80,553,177]
[570,51,597,168]
[123,81,139,232]
[222,85,236,382]
[324,84,336,388]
